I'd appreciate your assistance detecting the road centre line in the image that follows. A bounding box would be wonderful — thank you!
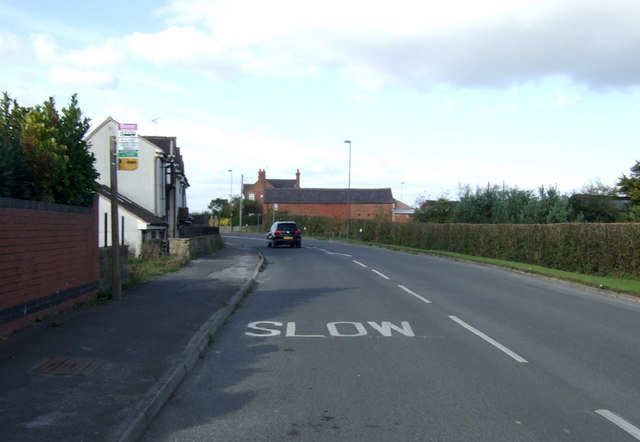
[352,260,367,267]
[449,316,528,363]
[371,269,390,280]
[596,410,640,440]
[317,247,352,257]
[397,285,432,304]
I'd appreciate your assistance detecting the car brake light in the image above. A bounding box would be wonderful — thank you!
[274,230,282,235]
[295,230,301,234]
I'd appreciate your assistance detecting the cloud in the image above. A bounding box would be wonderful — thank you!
[25,33,122,88]
[0,30,27,60]
[146,0,640,90]
[24,0,640,92]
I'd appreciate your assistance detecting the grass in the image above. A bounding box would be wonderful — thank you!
[127,254,189,286]
[340,239,640,298]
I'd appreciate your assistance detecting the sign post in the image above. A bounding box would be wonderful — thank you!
[110,136,121,300]
[110,123,137,299]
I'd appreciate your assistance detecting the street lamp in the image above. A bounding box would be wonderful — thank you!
[228,169,233,231]
[401,182,405,203]
[239,173,244,230]
[344,140,351,239]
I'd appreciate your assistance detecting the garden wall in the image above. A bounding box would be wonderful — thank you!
[0,197,99,336]
[169,234,223,260]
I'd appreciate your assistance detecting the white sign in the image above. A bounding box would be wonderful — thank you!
[245,321,415,337]
[117,123,138,155]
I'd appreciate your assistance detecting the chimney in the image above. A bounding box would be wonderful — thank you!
[296,169,300,188]
[258,169,266,183]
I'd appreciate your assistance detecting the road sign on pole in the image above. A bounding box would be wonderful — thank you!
[117,123,138,170]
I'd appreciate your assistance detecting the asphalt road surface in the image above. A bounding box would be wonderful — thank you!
[141,234,640,441]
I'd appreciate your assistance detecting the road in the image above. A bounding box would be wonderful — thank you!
[141,234,640,441]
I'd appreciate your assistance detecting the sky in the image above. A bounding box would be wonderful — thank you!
[2,0,640,212]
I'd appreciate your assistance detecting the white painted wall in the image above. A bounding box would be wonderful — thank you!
[88,118,164,214]
[97,194,143,255]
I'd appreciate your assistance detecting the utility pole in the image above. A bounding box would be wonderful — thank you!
[109,136,121,300]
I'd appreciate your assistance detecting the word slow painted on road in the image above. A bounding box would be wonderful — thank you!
[246,321,415,337]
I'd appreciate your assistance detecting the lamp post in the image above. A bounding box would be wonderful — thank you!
[228,169,233,231]
[344,140,351,239]
[401,181,405,203]
[239,173,243,231]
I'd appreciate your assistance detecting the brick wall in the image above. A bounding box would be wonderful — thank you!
[270,203,393,221]
[0,197,99,336]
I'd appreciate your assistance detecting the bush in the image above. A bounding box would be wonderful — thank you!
[297,214,640,279]
[0,93,97,206]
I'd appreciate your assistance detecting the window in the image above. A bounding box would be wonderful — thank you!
[249,193,255,200]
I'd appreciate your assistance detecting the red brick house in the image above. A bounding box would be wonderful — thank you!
[242,169,300,213]
[263,188,395,221]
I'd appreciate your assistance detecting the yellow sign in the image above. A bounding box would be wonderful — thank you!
[119,158,138,171]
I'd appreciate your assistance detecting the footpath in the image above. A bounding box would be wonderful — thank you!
[0,240,262,442]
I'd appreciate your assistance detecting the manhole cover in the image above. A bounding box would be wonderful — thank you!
[33,357,105,376]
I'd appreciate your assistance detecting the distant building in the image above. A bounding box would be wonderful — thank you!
[393,199,415,223]
[264,188,395,222]
[242,169,300,214]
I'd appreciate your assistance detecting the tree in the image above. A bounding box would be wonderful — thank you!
[0,93,97,205]
[413,196,454,223]
[57,94,98,205]
[0,93,30,199]
[569,180,620,223]
[208,198,231,217]
[618,161,640,204]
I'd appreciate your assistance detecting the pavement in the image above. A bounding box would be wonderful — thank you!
[0,239,262,442]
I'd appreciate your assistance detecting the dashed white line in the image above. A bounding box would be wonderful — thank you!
[397,285,432,304]
[371,269,390,280]
[596,410,640,440]
[353,260,367,268]
[449,316,528,363]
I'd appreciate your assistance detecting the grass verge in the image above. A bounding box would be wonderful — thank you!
[127,254,189,287]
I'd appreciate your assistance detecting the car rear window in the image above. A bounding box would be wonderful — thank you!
[277,223,298,232]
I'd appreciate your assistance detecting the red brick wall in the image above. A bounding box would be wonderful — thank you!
[0,197,99,336]
[267,203,393,221]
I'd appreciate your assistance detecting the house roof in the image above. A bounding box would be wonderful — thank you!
[268,179,297,189]
[264,188,394,204]
[97,185,167,227]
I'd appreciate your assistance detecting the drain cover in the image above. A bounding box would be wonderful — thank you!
[33,357,105,376]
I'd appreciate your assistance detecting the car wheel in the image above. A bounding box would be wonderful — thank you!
[267,241,271,248]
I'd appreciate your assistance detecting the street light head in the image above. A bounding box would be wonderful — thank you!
[344,140,351,144]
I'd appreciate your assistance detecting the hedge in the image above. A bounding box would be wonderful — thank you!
[285,215,640,279]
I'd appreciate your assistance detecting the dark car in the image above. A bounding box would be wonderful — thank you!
[266,221,302,248]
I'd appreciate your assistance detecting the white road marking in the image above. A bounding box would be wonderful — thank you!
[371,269,390,280]
[448,316,528,363]
[245,321,415,337]
[353,260,367,267]
[317,248,352,257]
[596,410,640,440]
[397,285,432,304]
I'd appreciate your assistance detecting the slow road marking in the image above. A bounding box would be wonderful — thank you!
[246,321,415,337]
